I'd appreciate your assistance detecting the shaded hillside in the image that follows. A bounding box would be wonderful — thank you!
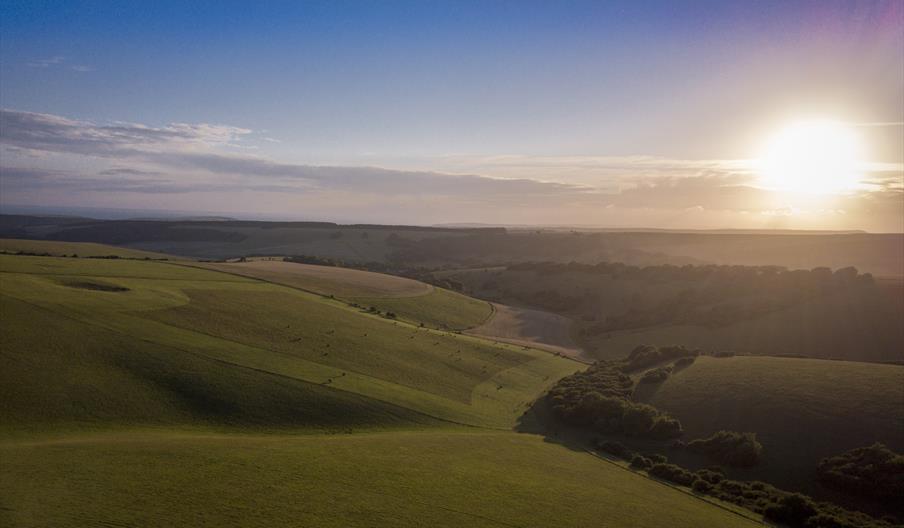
[640,356,904,508]
[445,263,904,362]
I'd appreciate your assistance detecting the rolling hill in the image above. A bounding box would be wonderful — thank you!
[191,259,494,331]
[445,264,904,362]
[0,238,177,260]
[0,249,761,527]
[3,214,901,276]
[635,356,904,505]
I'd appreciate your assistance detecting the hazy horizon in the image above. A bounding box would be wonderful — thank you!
[2,0,902,231]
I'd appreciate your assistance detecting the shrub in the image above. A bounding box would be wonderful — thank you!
[596,440,632,460]
[639,367,670,384]
[649,463,696,486]
[649,454,668,464]
[673,356,696,368]
[622,344,697,372]
[817,443,904,501]
[622,403,660,435]
[630,456,653,470]
[692,478,714,493]
[648,416,683,439]
[695,469,724,484]
[687,430,763,467]
[763,493,817,527]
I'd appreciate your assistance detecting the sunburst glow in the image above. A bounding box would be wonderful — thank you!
[756,120,865,194]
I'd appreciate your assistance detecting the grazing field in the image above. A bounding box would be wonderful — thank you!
[192,259,491,330]
[0,294,440,435]
[194,259,432,297]
[638,356,904,497]
[352,288,493,330]
[0,431,759,528]
[0,252,764,527]
[0,238,176,259]
[0,254,575,430]
[467,303,586,360]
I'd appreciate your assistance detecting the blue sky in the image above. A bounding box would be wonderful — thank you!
[1,0,902,230]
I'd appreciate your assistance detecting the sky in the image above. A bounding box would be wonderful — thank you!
[1,0,902,231]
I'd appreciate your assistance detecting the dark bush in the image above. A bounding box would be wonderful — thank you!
[649,463,696,486]
[649,454,668,464]
[548,361,682,440]
[639,367,670,384]
[695,469,724,484]
[687,430,763,467]
[630,456,653,470]
[673,356,696,368]
[692,478,714,493]
[648,416,683,439]
[596,440,632,460]
[764,493,818,527]
[623,344,698,372]
[817,443,904,501]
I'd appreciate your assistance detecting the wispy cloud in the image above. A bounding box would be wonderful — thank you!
[1,108,901,231]
[27,56,65,68]
[25,56,93,72]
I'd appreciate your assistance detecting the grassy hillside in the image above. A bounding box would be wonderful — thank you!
[193,259,493,331]
[0,254,575,430]
[0,238,176,259]
[352,288,492,330]
[194,259,432,297]
[638,356,904,497]
[0,253,761,526]
[0,431,759,528]
[0,294,440,435]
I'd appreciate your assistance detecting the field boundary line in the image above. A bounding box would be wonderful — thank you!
[584,449,765,526]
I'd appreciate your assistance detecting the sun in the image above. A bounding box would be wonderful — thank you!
[756,120,864,194]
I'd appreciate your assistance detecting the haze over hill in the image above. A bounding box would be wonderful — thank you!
[3,214,902,276]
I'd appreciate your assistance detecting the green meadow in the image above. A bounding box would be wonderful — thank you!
[0,248,761,526]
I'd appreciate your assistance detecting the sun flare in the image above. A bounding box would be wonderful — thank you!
[756,120,864,194]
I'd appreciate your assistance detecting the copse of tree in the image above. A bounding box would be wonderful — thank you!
[643,460,896,528]
[588,435,866,523]
[506,260,874,288]
[673,356,696,368]
[649,463,696,486]
[508,260,876,331]
[548,361,683,439]
[622,344,698,372]
[817,443,904,502]
[639,366,671,384]
[285,255,339,267]
[684,431,764,467]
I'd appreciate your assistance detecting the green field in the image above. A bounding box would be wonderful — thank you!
[0,254,575,429]
[194,259,493,331]
[0,238,177,260]
[0,251,765,526]
[353,287,493,330]
[638,355,904,496]
[0,431,758,528]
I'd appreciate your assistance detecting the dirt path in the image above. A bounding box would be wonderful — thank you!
[466,303,590,362]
